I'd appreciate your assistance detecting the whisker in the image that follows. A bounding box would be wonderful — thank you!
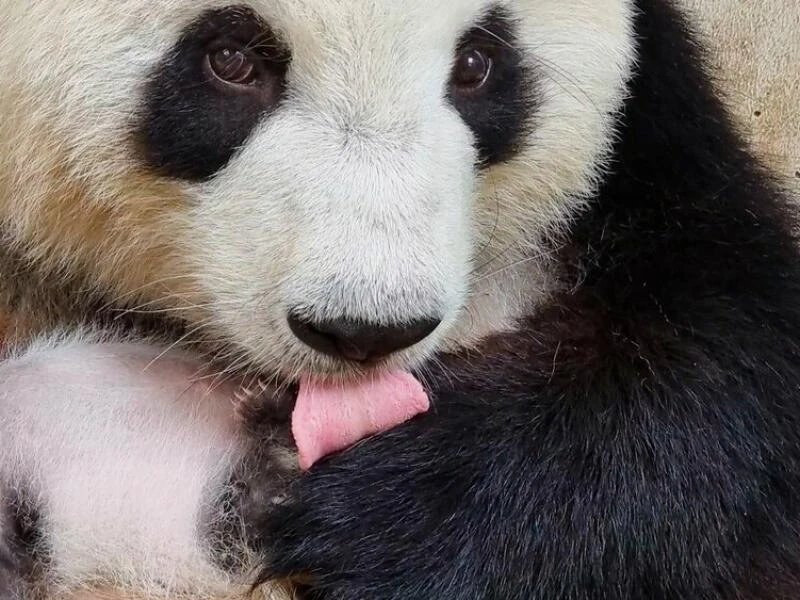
[472,180,503,268]
[140,318,216,372]
[99,274,197,312]
[474,26,601,115]
[476,25,520,54]
[530,54,602,115]
[470,242,566,285]
[110,302,215,319]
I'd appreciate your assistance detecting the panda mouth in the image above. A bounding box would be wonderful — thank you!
[233,369,430,471]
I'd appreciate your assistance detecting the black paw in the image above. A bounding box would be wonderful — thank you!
[249,404,530,600]
[204,435,298,575]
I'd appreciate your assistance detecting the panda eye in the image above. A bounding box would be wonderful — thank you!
[451,47,493,92]
[206,45,258,87]
[207,47,257,85]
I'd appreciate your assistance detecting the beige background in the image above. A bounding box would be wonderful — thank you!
[683,0,800,194]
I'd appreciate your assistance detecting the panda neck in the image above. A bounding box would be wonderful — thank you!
[562,0,799,309]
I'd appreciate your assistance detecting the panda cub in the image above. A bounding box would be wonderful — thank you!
[0,336,298,600]
[2,0,800,598]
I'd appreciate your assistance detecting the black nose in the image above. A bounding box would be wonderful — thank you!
[288,314,441,362]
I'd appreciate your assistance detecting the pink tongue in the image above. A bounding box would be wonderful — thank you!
[291,371,430,471]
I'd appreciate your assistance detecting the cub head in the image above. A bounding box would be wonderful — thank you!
[0,0,634,379]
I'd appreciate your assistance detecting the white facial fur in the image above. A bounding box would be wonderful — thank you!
[0,334,289,599]
[0,0,635,377]
[0,2,637,597]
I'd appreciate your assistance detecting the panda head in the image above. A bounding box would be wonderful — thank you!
[0,0,634,379]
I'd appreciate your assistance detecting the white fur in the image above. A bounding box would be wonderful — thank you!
[0,336,279,598]
[0,0,637,596]
[0,0,635,373]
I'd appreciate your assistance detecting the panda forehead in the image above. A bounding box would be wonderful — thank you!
[132,0,631,180]
[164,0,510,53]
[137,0,533,180]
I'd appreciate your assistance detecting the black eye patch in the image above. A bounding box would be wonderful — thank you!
[136,6,290,182]
[448,8,537,167]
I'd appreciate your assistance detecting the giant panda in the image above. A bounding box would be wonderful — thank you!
[2,0,800,598]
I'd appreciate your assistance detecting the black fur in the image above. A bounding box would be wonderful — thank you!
[0,490,43,600]
[0,522,21,600]
[448,8,535,167]
[204,392,297,575]
[137,6,289,181]
[254,1,800,598]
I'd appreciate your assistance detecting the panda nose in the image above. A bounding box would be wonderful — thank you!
[288,314,441,362]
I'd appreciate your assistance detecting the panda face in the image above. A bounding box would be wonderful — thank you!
[0,0,635,379]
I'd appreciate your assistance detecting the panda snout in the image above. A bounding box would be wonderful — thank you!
[287,313,442,363]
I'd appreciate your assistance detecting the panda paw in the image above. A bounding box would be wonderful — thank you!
[250,414,519,600]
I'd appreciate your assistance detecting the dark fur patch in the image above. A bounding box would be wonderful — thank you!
[251,1,800,598]
[448,8,536,167]
[0,521,22,600]
[203,390,297,575]
[0,488,44,599]
[136,6,290,181]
